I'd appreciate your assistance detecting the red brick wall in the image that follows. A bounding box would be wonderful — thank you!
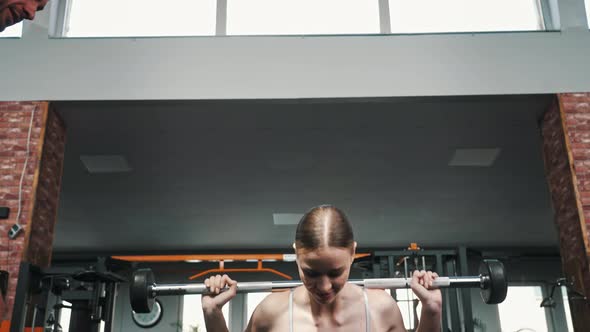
[23,106,66,267]
[0,101,66,323]
[561,93,590,249]
[542,93,590,330]
[0,102,45,321]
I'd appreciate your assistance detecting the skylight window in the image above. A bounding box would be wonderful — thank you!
[58,0,547,37]
[226,0,380,35]
[388,0,544,33]
[65,0,217,37]
[0,22,23,38]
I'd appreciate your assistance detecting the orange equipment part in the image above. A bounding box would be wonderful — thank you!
[189,260,292,280]
[112,253,370,262]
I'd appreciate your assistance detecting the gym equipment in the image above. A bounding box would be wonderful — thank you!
[130,259,507,313]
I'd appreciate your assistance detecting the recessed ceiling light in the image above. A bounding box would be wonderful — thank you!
[448,148,501,167]
[273,213,303,225]
[80,155,132,173]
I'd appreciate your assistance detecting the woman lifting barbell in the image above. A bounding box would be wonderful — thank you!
[201,205,443,332]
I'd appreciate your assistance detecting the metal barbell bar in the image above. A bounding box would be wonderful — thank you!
[130,259,507,313]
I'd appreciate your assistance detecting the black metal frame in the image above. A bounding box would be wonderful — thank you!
[370,246,477,332]
[10,262,42,332]
[6,257,126,332]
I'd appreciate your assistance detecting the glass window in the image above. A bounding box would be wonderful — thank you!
[586,0,590,28]
[60,301,72,332]
[226,0,380,36]
[65,0,217,37]
[561,286,574,332]
[0,22,23,38]
[395,289,422,330]
[183,295,229,332]
[498,286,548,332]
[246,292,272,324]
[389,0,544,34]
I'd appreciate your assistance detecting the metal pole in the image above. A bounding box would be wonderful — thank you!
[30,305,37,332]
[53,296,62,332]
[447,259,461,332]
[458,246,474,332]
[436,254,449,332]
[103,282,118,332]
[150,276,482,296]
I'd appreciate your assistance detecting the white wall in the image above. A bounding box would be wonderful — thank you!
[0,0,589,101]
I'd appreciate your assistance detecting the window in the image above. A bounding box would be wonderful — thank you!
[183,295,229,332]
[388,0,544,33]
[226,0,380,35]
[586,0,590,28]
[246,292,271,324]
[498,286,548,332]
[395,289,422,330]
[59,301,72,332]
[561,286,574,332]
[65,0,217,37]
[0,22,23,38]
[61,0,546,37]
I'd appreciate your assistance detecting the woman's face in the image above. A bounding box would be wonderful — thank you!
[295,244,356,304]
[0,0,48,31]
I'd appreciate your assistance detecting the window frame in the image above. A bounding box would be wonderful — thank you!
[50,0,550,38]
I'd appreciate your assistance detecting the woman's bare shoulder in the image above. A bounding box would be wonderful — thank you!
[367,288,397,306]
[246,291,291,331]
[366,289,406,331]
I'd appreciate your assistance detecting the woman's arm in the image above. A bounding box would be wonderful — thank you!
[244,292,286,332]
[203,306,230,332]
[416,305,442,332]
[201,275,237,332]
[411,270,443,332]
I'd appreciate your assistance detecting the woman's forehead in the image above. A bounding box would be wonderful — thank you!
[297,247,351,267]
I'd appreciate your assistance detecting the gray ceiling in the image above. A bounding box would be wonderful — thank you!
[52,95,558,256]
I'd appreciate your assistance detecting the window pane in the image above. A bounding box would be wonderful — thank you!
[389,0,544,34]
[60,301,72,332]
[227,0,380,35]
[498,286,548,332]
[561,286,574,332]
[586,0,590,29]
[183,295,229,332]
[0,22,23,38]
[66,0,217,37]
[247,292,271,324]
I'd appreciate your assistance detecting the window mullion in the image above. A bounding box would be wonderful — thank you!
[49,0,72,37]
[538,0,553,30]
[378,0,392,34]
[216,0,227,36]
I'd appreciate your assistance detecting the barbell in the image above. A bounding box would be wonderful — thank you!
[130,259,507,313]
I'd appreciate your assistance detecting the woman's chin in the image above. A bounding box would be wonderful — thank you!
[313,292,336,304]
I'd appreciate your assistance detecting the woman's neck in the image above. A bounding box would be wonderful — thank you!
[306,283,360,315]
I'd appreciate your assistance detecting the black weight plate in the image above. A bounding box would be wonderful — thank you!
[130,269,155,313]
[479,259,507,304]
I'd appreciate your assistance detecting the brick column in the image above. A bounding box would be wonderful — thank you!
[0,102,66,328]
[541,93,590,330]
